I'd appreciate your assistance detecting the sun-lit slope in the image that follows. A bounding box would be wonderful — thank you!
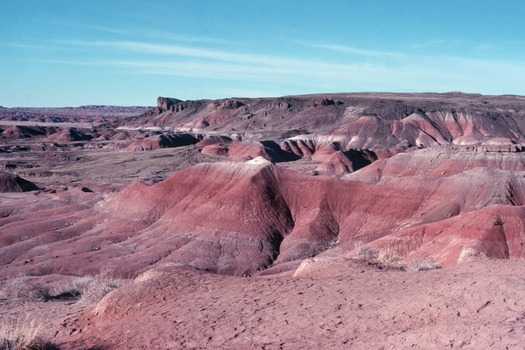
[345,147,525,183]
[77,152,525,271]
[98,158,294,276]
[92,159,451,274]
[0,188,103,274]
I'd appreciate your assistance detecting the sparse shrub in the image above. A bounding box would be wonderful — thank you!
[351,243,440,271]
[47,276,94,301]
[0,276,50,303]
[77,268,124,305]
[0,317,60,350]
[1,269,125,305]
[457,247,478,263]
[376,247,402,266]
[406,259,441,272]
[351,242,405,269]
[371,246,407,270]
[353,241,374,259]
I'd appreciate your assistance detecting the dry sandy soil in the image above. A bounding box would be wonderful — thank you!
[2,93,525,349]
[2,257,525,349]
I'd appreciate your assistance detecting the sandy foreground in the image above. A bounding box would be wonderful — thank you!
[1,257,524,349]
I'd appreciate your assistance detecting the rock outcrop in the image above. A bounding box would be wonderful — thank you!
[157,97,183,112]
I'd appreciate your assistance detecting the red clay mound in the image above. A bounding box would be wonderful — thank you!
[0,171,39,192]
[346,147,525,183]
[200,144,229,157]
[223,142,269,161]
[315,151,354,176]
[97,158,292,276]
[281,137,316,157]
[225,141,299,162]
[1,125,53,139]
[46,127,94,142]
[315,149,376,176]
[4,150,525,278]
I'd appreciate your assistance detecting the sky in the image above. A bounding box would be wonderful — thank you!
[1,0,524,107]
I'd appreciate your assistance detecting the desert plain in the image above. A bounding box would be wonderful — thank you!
[2,92,525,349]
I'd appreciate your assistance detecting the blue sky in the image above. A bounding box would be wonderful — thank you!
[1,0,524,107]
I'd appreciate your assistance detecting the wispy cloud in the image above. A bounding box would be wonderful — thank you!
[33,16,238,47]
[78,25,236,46]
[409,39,450,50]
[11,39,525,96]
[58,39,304,67]
[29,39,415,81]
[3,42,51,50]
[304,42,404,59]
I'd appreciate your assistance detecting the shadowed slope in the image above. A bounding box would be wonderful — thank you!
[0,172,39,192]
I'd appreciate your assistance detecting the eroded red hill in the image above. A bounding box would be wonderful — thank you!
[3,148,525,278]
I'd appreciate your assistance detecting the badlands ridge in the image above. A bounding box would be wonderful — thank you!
[2,92,525,348]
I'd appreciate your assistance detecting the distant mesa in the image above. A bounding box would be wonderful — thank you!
[157,97,183,112]
[0,171,38,192]
[0,105,150,125]
[136,93,525,156]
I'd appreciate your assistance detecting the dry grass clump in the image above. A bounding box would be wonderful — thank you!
[351,242,440,272]
[0,271,120,350]
[376,246,403,266]
[0,277,49,303]
[351,242,404,270]
[42,268,123,305]
[76,268,124,305]
[0,269,123,306]
[405,259,441,272]
[457,247,485,263]
[0,317,59,350]
[352,241,374,259]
